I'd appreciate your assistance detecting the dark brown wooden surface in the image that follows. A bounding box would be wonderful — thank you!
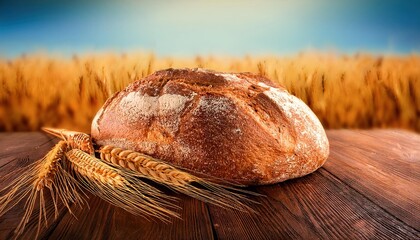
[0,130,419,240]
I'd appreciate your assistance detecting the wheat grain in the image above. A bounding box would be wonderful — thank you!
[99,145,258,212]
[34,141,67,190]
[69,132,95,155]
[100,145,192,185]
[66,149,126,187]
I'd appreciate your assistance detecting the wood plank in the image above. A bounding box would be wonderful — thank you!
[209,170,419,239]
[1,130,419,239]
[47,193,215,240]
[0,132,54,168]
[329,129,420,168]
[46,195,114,240]
[208,189,320,240]
[107,194,214,240]
[325,130,420,229]
[0,208,67,240]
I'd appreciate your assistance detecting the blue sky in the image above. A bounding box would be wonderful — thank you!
[1,0,419,57]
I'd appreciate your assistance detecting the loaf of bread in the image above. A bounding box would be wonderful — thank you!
[91,68,329,185]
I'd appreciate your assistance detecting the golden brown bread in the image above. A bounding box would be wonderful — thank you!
[91,68,329,185]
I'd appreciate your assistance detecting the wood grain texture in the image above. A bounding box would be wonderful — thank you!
[325,129,420,229]
[0,130,419,239]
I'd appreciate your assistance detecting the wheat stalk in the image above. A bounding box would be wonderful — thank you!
[99,145,258,212]
[0,141,84,239]
[65,149,179,221]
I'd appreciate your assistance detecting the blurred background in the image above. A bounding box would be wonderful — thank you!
[1,0,419,132]
[2,0,420,56]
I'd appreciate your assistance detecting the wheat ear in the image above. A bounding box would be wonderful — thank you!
[99,146,258,212]
[0,141,85,239]
[42,127,180,220]
[65,149,179,221]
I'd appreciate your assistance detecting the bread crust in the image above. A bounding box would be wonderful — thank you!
[91,68,329,185]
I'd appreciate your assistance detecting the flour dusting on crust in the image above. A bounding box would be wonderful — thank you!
[263,85,328,153]
[194,96,232,115]
[120,92,190,120]
[215,73,242,82]
[119,92,194,134]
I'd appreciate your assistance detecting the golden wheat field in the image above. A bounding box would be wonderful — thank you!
[0,52,419,133]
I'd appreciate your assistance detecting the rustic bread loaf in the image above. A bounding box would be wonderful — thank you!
[91,68,329,185]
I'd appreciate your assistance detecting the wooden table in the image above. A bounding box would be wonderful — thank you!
[0,130,419,239]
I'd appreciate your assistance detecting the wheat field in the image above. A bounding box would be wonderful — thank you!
[0,52,419,132]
